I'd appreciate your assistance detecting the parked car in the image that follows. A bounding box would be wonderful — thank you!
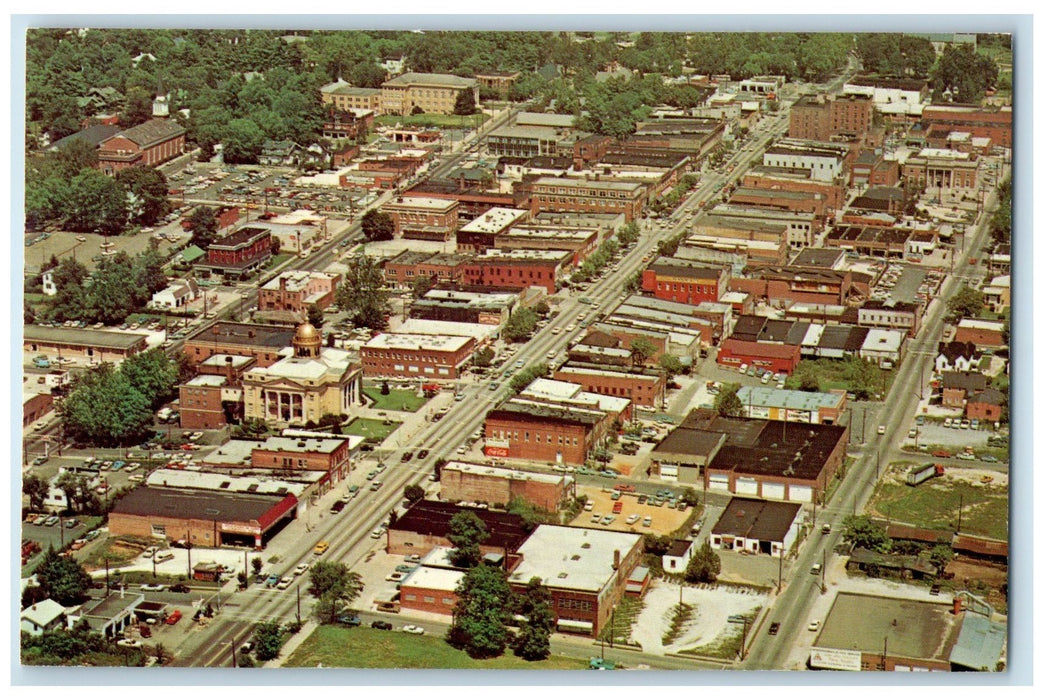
[932,450,952,458]
[276,576,293,590]
[140,583,166,592]
[981,455,999,463]
[265,574,281,587]
[370,481,384,491]
[808,619,821,632]
[877,425,886,435]
[44,516,59,527]
[944,418,954,428]
[402,625,425,635]
[337,613,362,627]
[417,449,429,459]
[169,583,190,593]
[768,622,781,635]
[330,500,347,514]
[371,621,393,630]
[313,541,330,556]
[165,610,182,625]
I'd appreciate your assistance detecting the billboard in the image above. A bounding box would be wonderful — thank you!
[485,437,510,458]
[809,646,862,672]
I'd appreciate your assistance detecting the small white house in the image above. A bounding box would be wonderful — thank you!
[21,599,67,636]
[662,539,694,573]
[150,278,200,310]
[859,328,905,369]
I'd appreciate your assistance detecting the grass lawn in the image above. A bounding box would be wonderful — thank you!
[597,595,645,647]
[285,626,586,670]
[343,417,401,442]
[362,386,429,413]
[868,477,1008,540]
[681,624,745,660]
[268,253,294,268]
[785,358,891,398]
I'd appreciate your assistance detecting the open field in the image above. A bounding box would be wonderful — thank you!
[362,387,429,413]
[867,473,1008,540]
[284,625,586,669]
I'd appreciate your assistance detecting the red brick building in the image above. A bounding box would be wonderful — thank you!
[965,388,1005,422]
[96,118,186,174]
[954,319,1006,348]
[361,332,476,380]
[198,227,273,280]
[741,170,845,212]
[729,267,853,306]
[641,259,729,306]
[528,177,647,223]
[461,249,573,295]
[178,375,231,430]
[183,322,297,369]
[941,371,988,409]
[572,134,613,169]
[727,187,827,219]
[249,436,353,484]
[921,104,1012,149]
[789,94,873,141]
[381,196,460,241]
[440,461,573,511]
[717,338,801,374]
[552,364,665,409]
[484,399,612,466]
[382,251,468,289]
[258,270,341,315]
[387,500,530,558]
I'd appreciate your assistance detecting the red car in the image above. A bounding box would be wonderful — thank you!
[932,450,952,459]
[165,610,182,625]
[614,484,636,493]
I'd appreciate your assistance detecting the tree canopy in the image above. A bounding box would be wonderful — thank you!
[714,383,744,417]
[503,307,538,343]
[335,254,390,331]
[58,363,154,446]
[512,577,554,661]
[946,284,985,322]
[448,564,513,659]
[308,561,364,625]
[931,44,999,103]
[34,547,92,606]
[841,514,891,553]
[361,210,395,242]
[447,510,489,569]
[684,541,722,584]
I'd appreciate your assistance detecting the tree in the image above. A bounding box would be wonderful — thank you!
[120,348,180,409]
[616,221,640,247]
[448,564,512,658]
[505,497,553,529]
[714,383,744,417]
[932,44,999,103]
[928,544,955,572]
[403,484,426,504]
[34,547,91,606]
[658,353,684,383]
[23,474,49,512]
[841,514,891,553]
[512,577,554,661]
[360,210,395,242]
[64,169,128,234]
[453,88,478,116]
[447,510,489,569]
[410,274,435,300]
[503,307,538,342]
[380,379,390,395]
[336,254,390,331]
[59,363,153,446]
[473,347,495,368]
[188,206,220,249]
[630,337,658,367]
[115,166,169,226]
[251,556,263,577]
[222,118,266,164]
[308,561,364,624]
[508,363,550,394]
[252,620,285,661]
[680,487,700,509]
[307,303,325,329]
[533,300,551,317]
[684,541,721,584]
[947,284,985,322]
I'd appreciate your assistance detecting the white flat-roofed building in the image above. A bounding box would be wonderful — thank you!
[859,328,905,368]
[507,525,645,637]
[457,207,530,235]
[735,386,847,425]
[145,467,312,497]
[394,319,499,345]
[520,378,634,421]
[361,332,476,380]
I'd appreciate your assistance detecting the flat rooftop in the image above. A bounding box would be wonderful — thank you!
[736,386,844,412]
[509,525,642,593]
[186,322,296,350]
[711,497,802,541]
[111,485,292,525]
[815,592,961,663]
[363,333,473,352]
[24,326,149,350]
[458,207,529,233]
[443,461,569,486]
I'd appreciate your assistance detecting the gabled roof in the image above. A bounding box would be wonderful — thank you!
[942,371,987,392]
[711,497,801,542]
[21,599,66,627]
[105,118,185,149]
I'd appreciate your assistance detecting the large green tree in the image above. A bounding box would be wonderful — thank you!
[58,363,153,446]
[503,307,538,343]
[630,336,658,367]
[714,383,744,417]
[360,210,395,242]
[222,118,266,164]
[34,547,92,606]
[447,510,489,569]
[335,254,390,331]
[23,474,49,511]
[252,620,286,661]
[841,514,891,553]
[931,44,999,103]
[188,205,220,249]
[448,564,513,659]
[63,169,128,234]
[947,284,985,322]
[684,541,722,583]
[308,561,363,624]
[115,166,169,226]
[512,577,554,661]
[120,348,180,409]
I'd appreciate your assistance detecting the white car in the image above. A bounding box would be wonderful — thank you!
[370,528,384,539]
[276,576,293,590]
[402,625,425,635]
[294,563,310,576]
[140,583,166,592]
[808,619,821,632]
[626,514,640,525]
[116,639,144,648]
[877,425,886,435]
[386,572,407,583]
[565,324,576,332]
[551,327,561,335]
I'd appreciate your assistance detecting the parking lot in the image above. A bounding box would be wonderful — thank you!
[570,486,693,536]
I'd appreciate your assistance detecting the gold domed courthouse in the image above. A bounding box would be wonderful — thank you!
[242,322,363,426]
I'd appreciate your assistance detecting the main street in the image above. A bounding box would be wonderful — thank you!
[741,149,1004,671]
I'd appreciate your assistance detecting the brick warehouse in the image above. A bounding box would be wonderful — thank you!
[788,94,873,141]
[528,177,647,223]
[553,364,666,409]
[461,249,574,295]
[641,258,729,306]
[439,461,575,511]
[484,398,613,466]
[387,500,530,558]
[717,338,801,374]
[197,226,273,280]
[360,333,476,380]
[183,322,297,369]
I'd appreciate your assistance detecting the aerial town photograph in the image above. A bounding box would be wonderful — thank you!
[16,21,1019,680]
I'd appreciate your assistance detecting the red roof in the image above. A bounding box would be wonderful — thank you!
[720,338,800,359]
[256,494,298,530]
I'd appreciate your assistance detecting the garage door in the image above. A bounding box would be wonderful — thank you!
[761,482,785,500]
[709,474,730,492]
[789,484,813,503]
[736,477,758,496]
[659,463,679,481]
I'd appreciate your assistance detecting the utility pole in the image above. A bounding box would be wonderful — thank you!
[820,549,826,593]
[296,584,301,626]
[777,545,784,594]
[957,493,964,533]
[231,635,237,668]
[105,558,110,595]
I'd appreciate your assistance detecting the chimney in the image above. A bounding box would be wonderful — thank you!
[612,549,620,571]
[225,355,234,383]
[953,598,963,615]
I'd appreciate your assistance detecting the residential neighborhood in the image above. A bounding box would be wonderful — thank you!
[19,27,1014,675]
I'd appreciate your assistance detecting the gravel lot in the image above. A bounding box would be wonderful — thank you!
[630,579,766,656]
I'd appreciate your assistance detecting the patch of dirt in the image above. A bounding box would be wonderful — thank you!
[945,558,1008,612]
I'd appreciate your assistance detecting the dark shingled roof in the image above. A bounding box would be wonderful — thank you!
[711,497,801,542]
[942,371,988,392]
[111,486,295,528]
[665,539,693,557]
[391,500,531,551]
[937,340,979,364]
[186,321,296,350]
[791,248,844,269]
[108,118,185,149]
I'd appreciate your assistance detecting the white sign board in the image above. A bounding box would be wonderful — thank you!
[809,647,862,672]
